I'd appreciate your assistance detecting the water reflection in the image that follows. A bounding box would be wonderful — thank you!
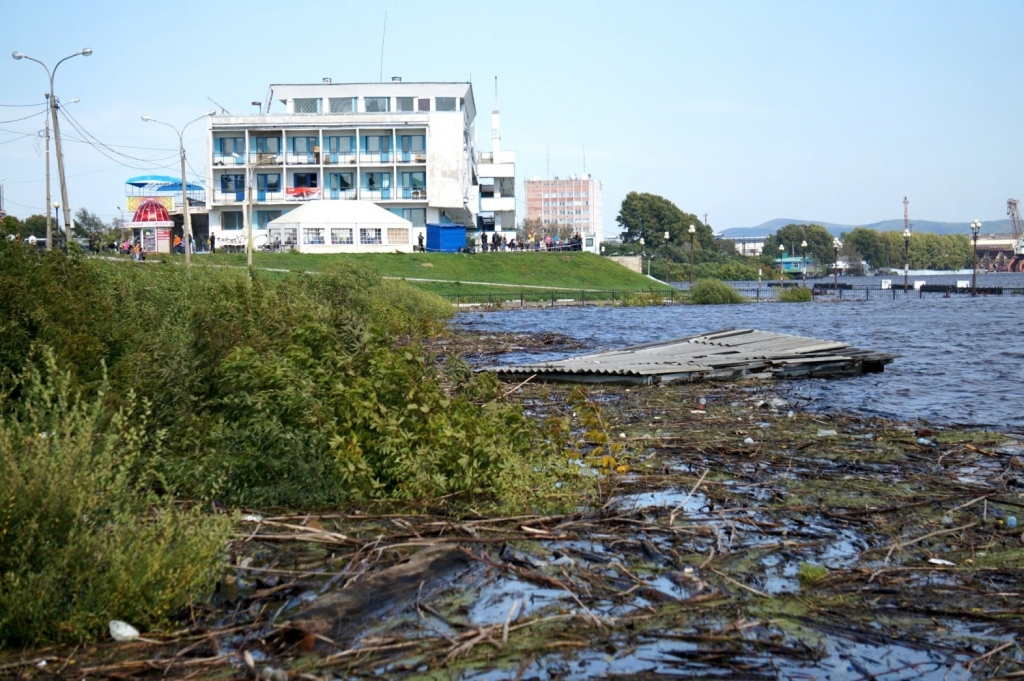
[456,294,1024,429]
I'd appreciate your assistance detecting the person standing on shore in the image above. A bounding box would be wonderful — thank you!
[210,233,216,253]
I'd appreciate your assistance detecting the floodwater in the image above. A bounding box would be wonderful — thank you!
[455,284,1024,430]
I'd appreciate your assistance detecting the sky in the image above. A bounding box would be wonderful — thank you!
[2,0,1024,238]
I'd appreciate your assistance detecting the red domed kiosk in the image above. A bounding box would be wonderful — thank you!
[129,199,174,253]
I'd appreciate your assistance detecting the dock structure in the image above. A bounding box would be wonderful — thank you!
[486,328,897,385]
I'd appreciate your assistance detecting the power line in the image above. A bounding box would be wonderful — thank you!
[0,102,47,107]
[0,108,47,125]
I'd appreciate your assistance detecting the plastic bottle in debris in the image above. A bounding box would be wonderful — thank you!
[698,397,706,411]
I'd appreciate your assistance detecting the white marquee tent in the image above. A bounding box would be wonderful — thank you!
[266,201,414,253]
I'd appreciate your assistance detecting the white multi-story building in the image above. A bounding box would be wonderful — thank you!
[524,175,603,252]
[206,79,499,251]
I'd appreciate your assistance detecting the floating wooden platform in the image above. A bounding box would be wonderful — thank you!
[486,328,897,385]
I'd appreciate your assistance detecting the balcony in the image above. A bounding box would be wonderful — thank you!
[212,153,246,167]
[212,189,245,204]
[286,151,321,165]
[360,151,392,164]
[324,152,358,165]
[398,187,427,200]
[248,153,282,166]
[286,188,322,201]
[360,188,392,200]
[397,151,427,164]
[480,196,515,212]
[253,190,284,203]
[325,189,357,200]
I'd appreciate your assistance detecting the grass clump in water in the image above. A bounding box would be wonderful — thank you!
[688,279,744,305]
[796,562,829,587]
[779,286,813,303]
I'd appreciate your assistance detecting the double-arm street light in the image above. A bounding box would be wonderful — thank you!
[970,219,982,297]
[142,111,215,266]
[832,237,842,291]
[902,227,911,295]
[13,48,92,249]
[688,224,696,287]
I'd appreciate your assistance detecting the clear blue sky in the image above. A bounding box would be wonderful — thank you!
[3,0,1023,237]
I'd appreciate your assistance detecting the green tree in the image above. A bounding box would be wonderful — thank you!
[762,224,837,273]
[22,215,47,240]
[72,208,107,239]
[616,192,714,251]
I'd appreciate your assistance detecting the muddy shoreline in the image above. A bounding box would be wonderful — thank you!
[4,332,1024,679]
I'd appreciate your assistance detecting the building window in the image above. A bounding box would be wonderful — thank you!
[255,210,283,229]
[221,211,243,230]
[303,227,325,245]
[256,174,281,192]
[436,97,457,111]
[400,208,425,226]
[360,227,382,244]
[253,136,280,154]
[329,97,356,113]
[291,137,318,153]
[328,172,353,190]
[216,137,244,157]
[364,97,390,113]
[331,227,353,244]
[364,136,391,153]
[387,227,409,245]
[418,98,430,111]
[400,135,425,154]
[293,98,321,114]
[294,173,318,188]
[327,135,355,154]
[220,174,245,192]
[397,97,414,112]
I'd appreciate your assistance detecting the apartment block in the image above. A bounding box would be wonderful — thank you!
[524,175,603,252]
[206,80,487,250]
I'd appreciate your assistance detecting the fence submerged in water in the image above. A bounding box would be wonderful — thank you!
[442,283,1024,308]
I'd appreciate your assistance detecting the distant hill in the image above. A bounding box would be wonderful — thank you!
[721,218,1014,238]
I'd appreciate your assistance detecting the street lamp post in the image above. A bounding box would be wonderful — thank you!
[688,224,696,287]
[13,48,92,248]
[778,243,785,281]
[52,202,61,250]
[902,227,911,296]
[832,237,842,291]
[970,219,981,297]
[663,230,670,282]
[142,111,215,266]
[638,237,646,276]
[800,239,808,286]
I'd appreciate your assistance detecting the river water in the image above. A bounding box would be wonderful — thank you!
[455,275,1024,430]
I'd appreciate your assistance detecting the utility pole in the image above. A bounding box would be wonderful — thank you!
[903,197,911,296]
[51,96,72,245]
[44,94,52,248]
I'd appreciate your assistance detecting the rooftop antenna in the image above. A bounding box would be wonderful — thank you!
[379,10,387,83]
[207,96,231,114]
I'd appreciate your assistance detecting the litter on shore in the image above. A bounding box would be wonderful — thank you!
[486,328,897,385]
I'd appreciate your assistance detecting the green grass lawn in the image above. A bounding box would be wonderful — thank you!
[190,251,671,292]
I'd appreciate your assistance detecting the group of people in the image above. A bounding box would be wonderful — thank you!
[478,232,586,253]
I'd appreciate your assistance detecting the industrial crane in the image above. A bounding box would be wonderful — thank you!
[1007,199,1024,272]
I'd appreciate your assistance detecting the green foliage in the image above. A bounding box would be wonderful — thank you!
[0,356,230,646]
[688,279,745,305]
[840,227,972,271]
[616,192,714,251]
[763,224,837,273]
[72,207,108,239]
[778,286,813,302]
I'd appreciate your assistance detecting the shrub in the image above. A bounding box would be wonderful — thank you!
[0,356,230,646]
[688,279,744,305]
[778,286,813,302]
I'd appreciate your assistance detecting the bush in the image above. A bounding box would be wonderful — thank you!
[778,286,813,302]
[688,279,744,305]
[0,357,230,646]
